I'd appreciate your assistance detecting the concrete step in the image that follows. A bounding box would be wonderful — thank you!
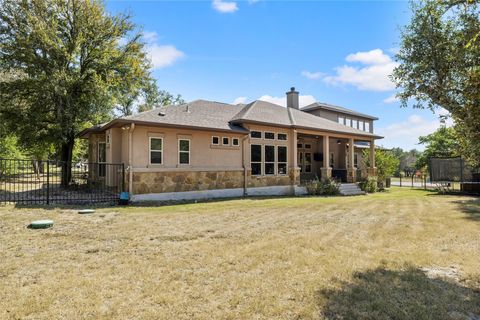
[339,183,365,196]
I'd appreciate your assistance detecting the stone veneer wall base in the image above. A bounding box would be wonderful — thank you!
[131,185,306,202]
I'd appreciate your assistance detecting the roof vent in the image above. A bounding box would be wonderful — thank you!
[158,111,166,116]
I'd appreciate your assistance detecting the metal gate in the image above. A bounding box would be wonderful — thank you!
[0,159,125,205]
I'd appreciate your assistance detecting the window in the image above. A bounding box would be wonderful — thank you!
[297,143,303,149]
[98,142,106,177]
[264,145,275,175]
[178,139,190,165]
[222,137,230,145]
[232,138,239,146]
[346,118,352,127]
[265,132,275,140]
[354,153,359,168]
[352,119,358,129]
[358,121,364,131]
[251,131,262,139]
[277,146,287,175]
[149,137,163,165]
[212,136,219,145]
[305,144,312,149]
[277,133,287,141]
[365,122,370,132]
[251,145,262,175]
[329,152,334,167]
[338,116,345,125]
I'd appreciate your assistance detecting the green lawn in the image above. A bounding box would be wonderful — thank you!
[1,188,479,319]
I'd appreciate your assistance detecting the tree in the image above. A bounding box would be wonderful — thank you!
[392,0,480,168]
[415,127,458,169]
[137,80,185,113]
[0,0,151,185]
[363,149,400,184]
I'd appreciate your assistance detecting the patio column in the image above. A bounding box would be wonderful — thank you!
[368,139,377,176]
[347,137,356,183]
[291,129,300,185]
[321,135,331,181]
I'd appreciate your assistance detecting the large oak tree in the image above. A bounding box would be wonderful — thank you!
[0,0,151,184]
[392,0,479,168]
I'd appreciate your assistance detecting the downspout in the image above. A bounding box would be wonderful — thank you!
[241,134,249,197]
[128,123,135,195]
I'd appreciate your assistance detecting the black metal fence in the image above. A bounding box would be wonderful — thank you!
[0,159,124,205]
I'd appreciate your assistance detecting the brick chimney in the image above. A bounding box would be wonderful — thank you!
[286,87,299,109]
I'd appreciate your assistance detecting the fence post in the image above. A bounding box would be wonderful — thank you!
[424,175,427,190]
[400,175,402,187]
[46,160,50,205]
[411,174,414,188]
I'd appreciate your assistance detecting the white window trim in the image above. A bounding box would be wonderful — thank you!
[277,145,288,176]
[338,116,345,125]
[277,133,288,141]
[250,131,262,139]
[212,136,220,145]
[264,145,275,175]
[232,138,240,146]
[178,138,190,165]
[149,137,163,165]
[222,137,230,146]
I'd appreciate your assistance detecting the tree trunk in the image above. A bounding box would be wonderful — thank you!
[60,137,75,187]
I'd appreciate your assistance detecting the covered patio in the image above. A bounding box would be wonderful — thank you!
[293,129,377,183]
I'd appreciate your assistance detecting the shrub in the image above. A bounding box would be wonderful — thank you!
[304,178,340,196]
[359,177,377,193]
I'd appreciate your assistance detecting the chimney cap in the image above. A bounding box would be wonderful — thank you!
[290,87,295,91]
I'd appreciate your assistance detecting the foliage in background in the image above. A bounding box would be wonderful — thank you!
[415,127,458,169]
[363,149,399,183]
[0,0,151,184]
[392,0,480,168]
[304,178,340,196]
[390,147,421,176]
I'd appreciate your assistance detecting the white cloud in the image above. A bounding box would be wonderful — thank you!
[142,31,184,69]
[323,49,398,92]
[258,95,316,108]
[301,70,324,80]
[233,96,248,104]
[212,0,238,13]
[383,94,399,104]
[147,44,184,69]
[377,114,452,150]
[346,49,392,65]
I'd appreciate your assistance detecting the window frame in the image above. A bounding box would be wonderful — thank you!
[329,152,334,168]
[264,132,275,140]
[98,141,107,177]
[264,145,275,175]
[251,144,262,176]
[365,122,371,132]
[352,119,358,129]
[250,131,262,139]
[304,143,312,149]
[338,116,345,125]
[277,133,287,141]
[277,146,288,175]
[304,152,312,173]
[178,138,190,165]
[212,136,220,145]
[149,137,163,165]
[354,153,359,168]
[222,137,230,146]
[232,138,240,146]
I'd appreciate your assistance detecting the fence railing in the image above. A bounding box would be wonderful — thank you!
[0,159,124,205]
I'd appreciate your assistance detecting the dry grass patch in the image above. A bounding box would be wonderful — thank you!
[1,188,479,319]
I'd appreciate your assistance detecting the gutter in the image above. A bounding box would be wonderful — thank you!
[241,134,250,197]
[128,123,135,195]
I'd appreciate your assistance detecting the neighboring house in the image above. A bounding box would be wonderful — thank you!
[80,88,382,201]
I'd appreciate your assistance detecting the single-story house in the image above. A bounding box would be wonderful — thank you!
[80,88,382,201]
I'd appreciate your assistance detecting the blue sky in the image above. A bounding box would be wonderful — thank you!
[106,0,446,151]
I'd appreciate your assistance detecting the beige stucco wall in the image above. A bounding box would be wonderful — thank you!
[129,125,245,170]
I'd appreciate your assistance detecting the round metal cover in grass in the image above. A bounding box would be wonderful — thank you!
[78,209,95,214]
[29,220,54,229]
